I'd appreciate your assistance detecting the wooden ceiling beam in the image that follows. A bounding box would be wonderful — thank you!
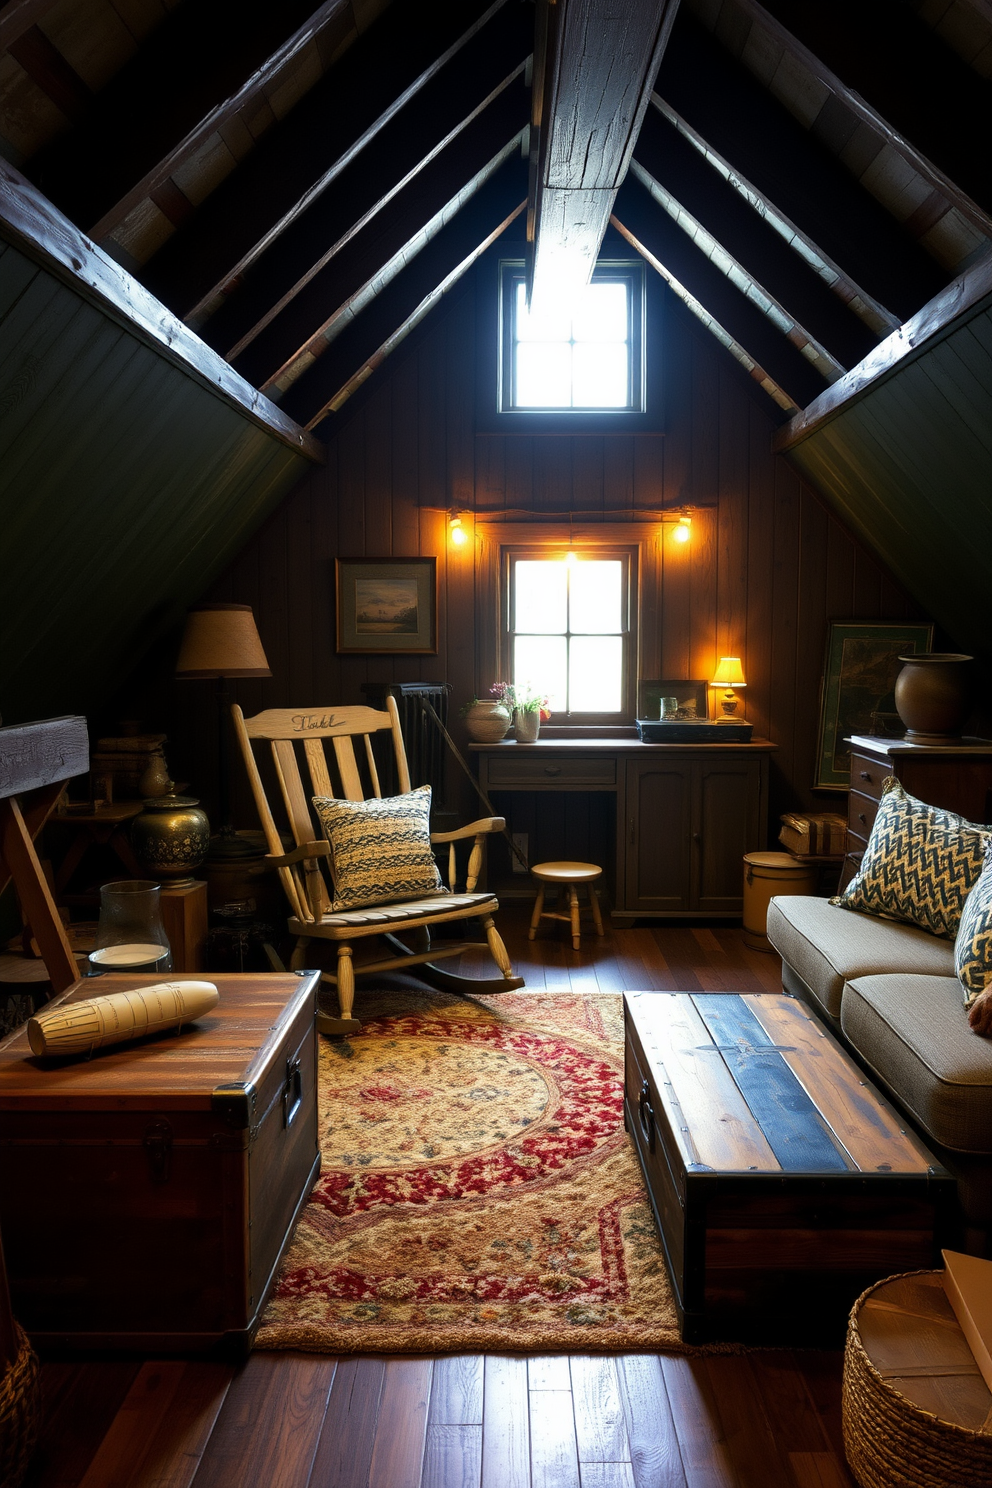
[86,0,355,247]
[202,0,532,362]
[0,0,62,56]
[528,0,681,305]
[279,155,528,430]
[7,21,91,122]
[142,0,510,324]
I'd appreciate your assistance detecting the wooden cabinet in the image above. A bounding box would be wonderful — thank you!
[623,753,767,918]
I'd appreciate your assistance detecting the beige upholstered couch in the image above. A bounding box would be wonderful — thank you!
[767,895,992,1255]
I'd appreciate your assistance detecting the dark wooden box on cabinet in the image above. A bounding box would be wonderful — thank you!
[0,970,320,1357]
[623,990,955,1345]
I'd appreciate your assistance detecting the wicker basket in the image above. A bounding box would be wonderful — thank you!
[0,1324,40,1488]
[843,1271,992,1488]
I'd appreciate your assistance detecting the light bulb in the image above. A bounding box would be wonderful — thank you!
[673,516,691,544]
[449,516,467,547]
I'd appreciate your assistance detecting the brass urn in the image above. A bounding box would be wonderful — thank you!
[131,794,210,885]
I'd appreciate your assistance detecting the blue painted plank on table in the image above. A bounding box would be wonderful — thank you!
[693,995,851,1173]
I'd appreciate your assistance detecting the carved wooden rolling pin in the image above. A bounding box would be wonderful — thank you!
[27,981,220,1056]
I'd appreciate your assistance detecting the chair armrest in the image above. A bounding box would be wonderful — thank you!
[431,816,505,844]
[265,840,330,867]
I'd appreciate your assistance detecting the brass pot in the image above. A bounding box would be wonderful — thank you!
[131,795,210,884]
[894,653,973,741]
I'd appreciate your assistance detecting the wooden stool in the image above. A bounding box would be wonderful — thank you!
[529,862,604,950]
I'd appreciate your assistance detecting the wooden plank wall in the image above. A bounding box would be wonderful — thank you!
[117,270,927,835]
[0,239,313,725]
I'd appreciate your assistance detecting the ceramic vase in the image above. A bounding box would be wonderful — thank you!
[132,794,211,885]
[513,708,540,744]
[464,700,512,742]
[894,653,973,741]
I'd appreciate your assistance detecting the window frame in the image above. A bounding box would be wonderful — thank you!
[498,539,640,727]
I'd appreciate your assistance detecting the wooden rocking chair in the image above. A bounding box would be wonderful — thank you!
[232,699,524,1034]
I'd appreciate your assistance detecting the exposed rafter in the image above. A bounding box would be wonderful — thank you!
[527,0,680,304]
[0,0,61,55]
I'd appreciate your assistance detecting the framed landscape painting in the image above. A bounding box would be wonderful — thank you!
[815,621,934,789]
[335,558,437,654]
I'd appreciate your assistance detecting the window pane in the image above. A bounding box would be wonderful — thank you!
[569,560,622,633]
[515,342,572,407]
[572,282,627,342]
[515,560,567,633]
[569,636,623,711]
[514,636,567,712]
[572,342,628,407]
[515,281,571,343]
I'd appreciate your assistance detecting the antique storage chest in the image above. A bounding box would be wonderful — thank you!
[0,970,320,1356]
[624,990,955,1344]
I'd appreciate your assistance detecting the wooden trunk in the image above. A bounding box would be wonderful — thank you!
[0,971,320,1357]
[624,990,956,1345]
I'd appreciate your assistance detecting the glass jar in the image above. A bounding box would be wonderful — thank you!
[88,880,172,976]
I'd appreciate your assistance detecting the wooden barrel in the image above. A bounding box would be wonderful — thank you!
[742,851,818,951]
[843,1270,992,1488]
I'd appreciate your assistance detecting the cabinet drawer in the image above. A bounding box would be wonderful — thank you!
[848,791,879,840]
[850,754,889,801]
[487,754,616,787]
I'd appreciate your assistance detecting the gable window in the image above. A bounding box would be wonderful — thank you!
[502,543,636,722]
[499,262,644,414]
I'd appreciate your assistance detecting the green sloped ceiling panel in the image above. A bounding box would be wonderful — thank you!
[784,304,992,660]
[0,242,313,724]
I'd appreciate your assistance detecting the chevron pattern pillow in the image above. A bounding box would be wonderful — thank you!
[312,785,446,913]
[830,778,990,939]
[956,846,992,1007]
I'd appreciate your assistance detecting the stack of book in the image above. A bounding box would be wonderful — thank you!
[778,812,847,858]
[91,734,167,801]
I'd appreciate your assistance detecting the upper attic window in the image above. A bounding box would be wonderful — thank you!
[498,261,644,415]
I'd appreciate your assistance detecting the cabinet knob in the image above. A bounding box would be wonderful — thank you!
[859,771,871,781]
[692,832,701,842]
[544,764,561,776]
[858,812,866,824]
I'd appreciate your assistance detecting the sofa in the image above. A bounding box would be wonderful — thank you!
[767,892,992,1255]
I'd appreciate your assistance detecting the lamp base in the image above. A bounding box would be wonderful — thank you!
[206,827,258,862]
[715,714,746,725]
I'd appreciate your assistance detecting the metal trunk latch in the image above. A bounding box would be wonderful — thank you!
[143,1119,173,1183]
[283,1054,303,1128]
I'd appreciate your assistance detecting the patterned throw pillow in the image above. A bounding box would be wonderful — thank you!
[956,845,992,1008]
[312,785,446,913]
[830,777,990,939]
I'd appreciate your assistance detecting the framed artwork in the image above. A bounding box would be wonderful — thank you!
[638,678,709,721]
[335,557,437,654]
[815,621,934,789]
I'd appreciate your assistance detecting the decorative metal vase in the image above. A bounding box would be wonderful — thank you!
[894,653,973,741]
[131,794,210,886]
[464,701,512,742]
[137,748,171,798]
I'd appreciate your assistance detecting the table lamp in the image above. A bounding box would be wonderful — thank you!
[175,603,271,860]
[711,657,746,722]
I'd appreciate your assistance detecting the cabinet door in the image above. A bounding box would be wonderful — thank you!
[695,759,761,913]
[624,760,693,912]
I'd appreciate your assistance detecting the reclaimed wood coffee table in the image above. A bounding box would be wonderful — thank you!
[624,990,956,1345]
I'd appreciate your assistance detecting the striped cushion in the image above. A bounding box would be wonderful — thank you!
[956,845,992,1008]
[830,777,990,939]
[312,785,446,912]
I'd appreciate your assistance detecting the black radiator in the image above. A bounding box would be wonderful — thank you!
[360,683,451,809]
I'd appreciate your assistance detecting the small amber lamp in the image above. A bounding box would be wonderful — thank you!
[448,514,468,547]
[672,516,691,544]
[711,656,746,722]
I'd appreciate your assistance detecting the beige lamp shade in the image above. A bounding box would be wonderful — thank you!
[711,656,746,687]
[175,603,272,679]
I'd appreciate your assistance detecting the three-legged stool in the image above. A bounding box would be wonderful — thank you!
[528,861,604,951]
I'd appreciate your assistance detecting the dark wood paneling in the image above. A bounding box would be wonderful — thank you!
[116,264,926,841]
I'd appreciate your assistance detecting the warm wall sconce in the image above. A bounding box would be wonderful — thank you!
[448,514,468,547]
[711,656,746,722]
[672,516,691,544]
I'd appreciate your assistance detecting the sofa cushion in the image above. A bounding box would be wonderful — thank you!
[312,785,446,912]
[841,973,992,1154]
[955,845,992,1008]
[766,896,955,1021]
[829,778,990,939]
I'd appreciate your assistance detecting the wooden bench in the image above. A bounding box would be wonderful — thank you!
[624,990,957,1345]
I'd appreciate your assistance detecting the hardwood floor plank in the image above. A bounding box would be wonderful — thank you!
[481,1356,529,1488]
[793,1351,850,1472]
[77,1361,233,1488]
[704,1356,794,1486]
[616,1355,687,1488]
[422,1423,482,1488]
[579,1465,636,1488]
[429,1356,484,1425]
[189,1353,335,1488]
[569,1357,628,1464]
[748,1350,849,1472]
[787,1452,851,1488]
[658,1358,738,1488]
[529,1387,580,1488]
[529,1356,572,1390]
[367,1357,433,1488]
[309,1355,386,1488]
[30,1361,142,1488]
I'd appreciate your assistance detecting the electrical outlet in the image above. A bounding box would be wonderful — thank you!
[512,833,529,873]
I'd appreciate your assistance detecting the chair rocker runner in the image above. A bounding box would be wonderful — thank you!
[232,700,524,1035]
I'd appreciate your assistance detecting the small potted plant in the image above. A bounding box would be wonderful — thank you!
[500,681,550,743]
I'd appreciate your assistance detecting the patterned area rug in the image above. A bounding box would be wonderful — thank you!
[256,989,733,1354]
